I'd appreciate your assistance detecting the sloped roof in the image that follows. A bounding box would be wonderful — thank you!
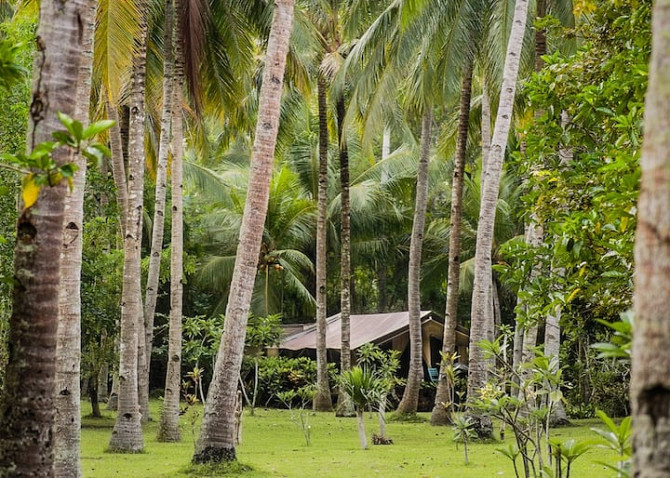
[280,310,438,351]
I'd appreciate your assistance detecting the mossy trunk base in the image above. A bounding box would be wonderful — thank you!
[192,446,236,464]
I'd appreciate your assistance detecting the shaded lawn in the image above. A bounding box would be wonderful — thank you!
[81,401,621,477]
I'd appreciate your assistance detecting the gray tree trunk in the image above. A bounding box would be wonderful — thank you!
[0,0,87,473]
[157,0,185,440]
[335,94,355,417]
[432,64,473,425]
[53,0,96,475]
[631,2,670,475]
[397,110,433,416]
[140,0,176,423]
[109,0,148,452]
[193,0,294,463]
[467,0,530,437]
[313,74,333,412]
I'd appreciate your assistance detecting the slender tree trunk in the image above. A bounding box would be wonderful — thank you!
[432,63,473,425]
[98,361,109,403]
[631,3,670,475]
[158,3,185,439]
[397,110,433,415]
[107,102,128,235]
[313,74,333,412]
[356,409,368,450]
[140,0,176,423]
[336,94,355,417]
[53,0,95,475]
[193,0,294,463]
[109,0,148,452]
[0,0,87,473]
[467,0,529,438]
[544,305,569,424]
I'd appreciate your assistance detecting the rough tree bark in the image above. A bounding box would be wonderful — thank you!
[431,63,473,426]
[631,2,670,475]
[192,0,294,463]
[467,0,530,437]
[396,109,433,416]
[108,0,148,452]
[0,0,87,473]
[140,0,176,423]
[157,0,185,440]
[53,0,96,475]
[313,74,333,412]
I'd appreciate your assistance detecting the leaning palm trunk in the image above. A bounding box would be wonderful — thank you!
[0,0,87,473]
[467,0,530,436]
[193,0,295,463]
[157,0,185,440]
[53,0,96,475]
[335,95,355,417]
[631,3,670,474]
[313,74,333,412]
[109,0,148,452]
[140,0,176,423]
[431,63,473,426]
[396,110,433,416]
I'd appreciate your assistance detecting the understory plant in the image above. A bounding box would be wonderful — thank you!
[277,385,315,446]
[475,338,587,478]
[451,412,476,464]
[339,366,384,450]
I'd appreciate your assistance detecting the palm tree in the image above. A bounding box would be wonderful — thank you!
[157,0,186,442]
[193,0,295,463]
[631,1,670,474]
[313,73,333,411]
[140,0,176,423]
[396,109,433,415]
[466,0,530,437]
[108,0,148,452]
[0,0,90,473]
[431,62,473,425]
[53,0,96,476]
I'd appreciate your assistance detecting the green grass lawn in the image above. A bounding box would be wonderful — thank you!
[81,401,621,477]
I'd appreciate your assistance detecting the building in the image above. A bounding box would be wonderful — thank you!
[276,311,469,379]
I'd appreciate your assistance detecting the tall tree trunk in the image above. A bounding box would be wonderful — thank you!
[193,0,294,463]
[158,0,185,440]
[313,74,333,412]
[467,0,529,437]
[0,0,87,473]
[631,2,670,475]
[335,94,355,417]
[53,0,96,475]
[109,0,148,452]
[431,63,473,425]
[397,109,433,416]
[140,0,176,423]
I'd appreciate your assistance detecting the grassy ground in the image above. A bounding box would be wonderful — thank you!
[81,401,621,477]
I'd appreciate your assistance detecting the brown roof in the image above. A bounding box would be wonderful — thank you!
[280,311,438,351]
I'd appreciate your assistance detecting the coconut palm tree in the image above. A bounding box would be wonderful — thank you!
[157,0,186,442]
[108,0,148,452]
[193,0,295,463]
[466,0,531,437]
[631,2,670,471]
[0,0,91,472]
[53,0,96,475]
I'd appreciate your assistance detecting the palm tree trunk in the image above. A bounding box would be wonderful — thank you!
[432,62,473,425]
[632,3,670,473]
[356,409,368,450]
[193,0,295,463]
[158,0,185,440]
[397,109,433,415]
[0,0,88,473]
[467,0,530,438]
[53,0,96,475]
[336,94,355,417]
[109,0,148,452]
[313,74,333,412]
[140,0,176,423]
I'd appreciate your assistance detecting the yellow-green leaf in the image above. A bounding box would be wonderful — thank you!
[22,173,40,209]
